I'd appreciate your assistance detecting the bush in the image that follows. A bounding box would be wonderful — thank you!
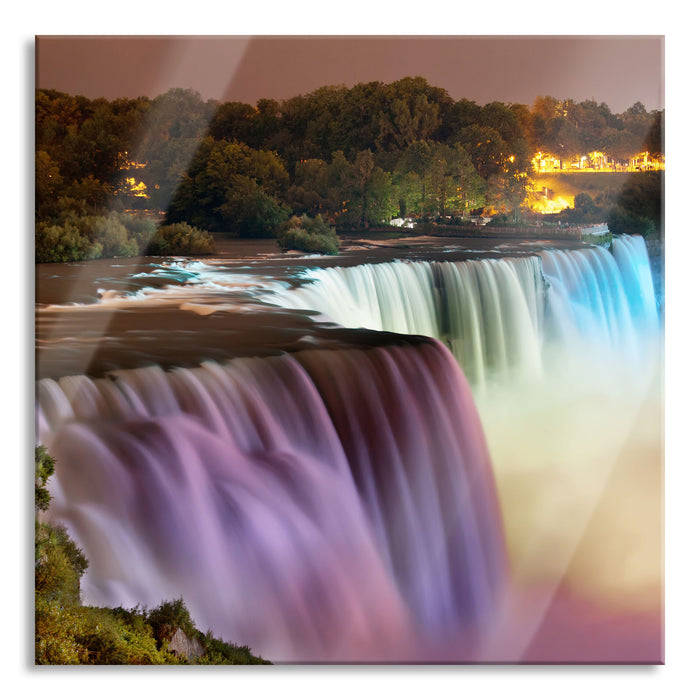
[143,222,215,256]
[35,600,178,665]
[94,212,139,257]
[35,444,89,608]
[276,214,340,255]
[35,598,90,664]
[607,204,656,236]
[146,597,199,643]
[122,215,157,250]
[35,211,215,262]
[35,221,103,262]
[35,522,88,606]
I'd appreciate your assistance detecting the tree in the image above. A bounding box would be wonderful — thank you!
[167,137,290,235]
[644,111,664,158]
[136,89,214,211]
[35,446,55,513]
[450,124,509,180]
[569,192,602,223]
[216,177,290,237]
[374,77,447,152]
[393,141,485,220]
[208,101,258,144]
[449,144,486,217]
[333,150,397,228]
[395,140,433,218]
[35,150,64,218]
[286,158,331,216]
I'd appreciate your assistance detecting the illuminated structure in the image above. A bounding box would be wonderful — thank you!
[532,151,664,173]
[117,152,150,202]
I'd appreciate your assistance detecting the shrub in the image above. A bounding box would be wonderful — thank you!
[122,215,157,250]
[143,222,215,256]
[276,214,340,255]
[35,522,88,606]
[146,597,199,643]
[71,606,178,665]
[35,209,159,262]
[94,212,139,257]
[35,221,102,263]
[35,598,89,664]
[35,600,178,665]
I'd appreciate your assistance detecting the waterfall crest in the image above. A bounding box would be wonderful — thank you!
[268,235,659,386]
[37,341,506,662]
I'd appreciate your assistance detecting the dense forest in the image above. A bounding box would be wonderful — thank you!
[35,77,664,260]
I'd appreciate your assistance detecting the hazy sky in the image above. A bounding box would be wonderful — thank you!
[35,35,664,113]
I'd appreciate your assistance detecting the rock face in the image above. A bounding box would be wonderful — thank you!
[166,628,206,661]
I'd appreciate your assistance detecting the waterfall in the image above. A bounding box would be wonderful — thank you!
[35,234,662,662]
[37,340,506,663]
[268,235,659,386]
[268,256,545,387]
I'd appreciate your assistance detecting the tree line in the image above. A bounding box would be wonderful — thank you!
[36,78,663,247]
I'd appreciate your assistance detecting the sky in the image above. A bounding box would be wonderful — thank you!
[35,35,664,114]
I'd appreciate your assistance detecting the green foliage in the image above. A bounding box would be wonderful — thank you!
[35,220,102,263]
[146,597,199,642]
[94,213,139,257]
[394,140,487,219]
[35,601,178,665]
[611,172,662,234]
[35,592,269,665]
[35,445,55,512]
[607,205,656,236]
[77,606,184,665]
[216,177,291,238]
[35,448,88,609]
[277,214,340,255]
[35,209,212,262]
[144,222,215,256]
[568,192,604,223]
[197,631,270,665]
[35,521,87,606]
[35,597,90,664]
[166,137,290,235]
[35,150,64,219]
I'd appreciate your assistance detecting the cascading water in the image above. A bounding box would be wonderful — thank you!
[35,234,662,663]
[266,235,658,388]
[37,341,506,663]
[259,234,663,660]
[538,238,658,372]
[266,256,546,388]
